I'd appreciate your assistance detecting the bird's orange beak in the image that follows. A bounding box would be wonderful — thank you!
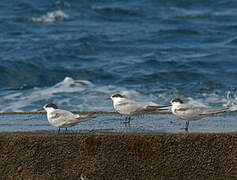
[38,108,44,111]
[105,97,111,100]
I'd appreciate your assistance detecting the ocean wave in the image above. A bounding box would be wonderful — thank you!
[225,90,237,111]
[0,77,92,112]
[0,77,166,112]
[30,10,69,23]
[0,77,234,112]
[224,36,237,45]
[0,77,135,111]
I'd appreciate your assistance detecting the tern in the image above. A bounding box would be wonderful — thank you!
[169,98,227,132]
[106,93,168,124]
[39,103,97,133]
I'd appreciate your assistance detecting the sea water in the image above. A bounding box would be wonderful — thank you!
[0,0,237,133]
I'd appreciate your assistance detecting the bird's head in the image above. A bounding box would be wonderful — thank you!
[38,103,58,111]
[168,98,183,106]
[105,93,125,101]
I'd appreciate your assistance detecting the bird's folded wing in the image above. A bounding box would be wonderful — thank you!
[117,102,131,106]
[174,104,198,112]
[174,106,201,117]
[132,105,169,114]
[145,105,170,110]
[61,114,97,127]
[116,100,144,114]
[199,109,227,115]
[51,109,74,119]
[75,114,97,122]
[176,108,191,112]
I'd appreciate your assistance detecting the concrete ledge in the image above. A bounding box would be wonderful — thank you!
[0,133,237,179]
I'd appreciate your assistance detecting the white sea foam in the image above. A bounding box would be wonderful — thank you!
[0,77,235,112]
[31,10,69,23]
[0,77,91,112]
[119,90,160,106]
[0,77,150,112]
[225,90,237,111]
[186,97,209,108]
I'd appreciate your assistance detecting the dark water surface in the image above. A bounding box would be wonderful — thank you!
[1,0,237,132]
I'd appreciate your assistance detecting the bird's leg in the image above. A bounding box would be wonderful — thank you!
[123,117,131,127]
[128,117,131,124]
[123,116,131,124]
[126,117,131,127]
[123,117,129,124]
[58,128,60,134]
[184,121,189,132]
[65,128,68,134]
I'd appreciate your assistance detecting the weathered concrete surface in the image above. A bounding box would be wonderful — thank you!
[0,133,236,179]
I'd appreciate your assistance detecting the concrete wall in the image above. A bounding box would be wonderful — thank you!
[0,133,237,179]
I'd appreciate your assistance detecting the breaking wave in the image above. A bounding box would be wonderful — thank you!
[0,77,160,112]
[30,10,69,23]
[0,77,235,112]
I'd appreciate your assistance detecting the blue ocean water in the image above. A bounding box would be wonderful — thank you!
[1,0,237,133]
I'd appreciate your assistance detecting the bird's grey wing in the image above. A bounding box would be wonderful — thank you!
[199,108,227,115]
[50,109,78,127]
[61,114,97,127]
[175,104,197,112]
[177,104,227,116]
[115,100,143,115]
[174,104,204,120]
[75,114,97,122]
[51,109,74,119]
[143,105,170,112]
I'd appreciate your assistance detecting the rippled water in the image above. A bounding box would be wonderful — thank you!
[0,0,237,132]
[1,112,236,134]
